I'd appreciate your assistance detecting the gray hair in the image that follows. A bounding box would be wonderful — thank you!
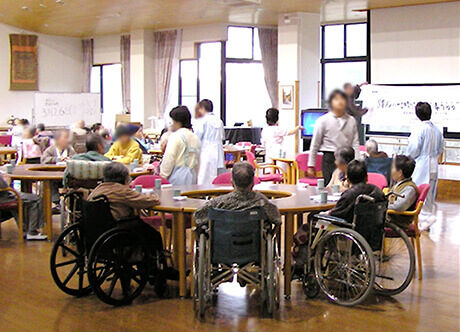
[103,162,130,185]
[232,162,255,190]
[365,139,379,154]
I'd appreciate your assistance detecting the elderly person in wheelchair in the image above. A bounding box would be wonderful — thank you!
[193,162,282,316]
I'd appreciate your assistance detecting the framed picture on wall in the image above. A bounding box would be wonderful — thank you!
[280,85,294,110]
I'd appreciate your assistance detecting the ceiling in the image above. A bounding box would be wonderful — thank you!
[0,0,456,37]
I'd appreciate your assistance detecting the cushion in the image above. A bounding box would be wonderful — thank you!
[298,177,318,186]
[384,223,416,238]
[258,173,284,182]
[66,160,111,180]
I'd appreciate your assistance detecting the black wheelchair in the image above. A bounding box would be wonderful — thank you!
[50,195,168,306]
[194,208,280,317]
[300,193,415,306]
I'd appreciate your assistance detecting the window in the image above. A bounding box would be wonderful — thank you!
[321,23,368,101]
[179,59,198,113]
[199,42,222,119]
[90,64,123,129]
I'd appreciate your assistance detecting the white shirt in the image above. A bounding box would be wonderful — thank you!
[308,111,360,167]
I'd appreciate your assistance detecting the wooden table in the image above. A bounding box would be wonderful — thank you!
[0,147,17,164]
[151,183,335,298]
[7,164,149,240]
[271,156,297,184]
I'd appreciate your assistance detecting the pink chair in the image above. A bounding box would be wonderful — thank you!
[131,175,170,188]
[367,172,388,189]
[296,153,323,186]
[359,145,367,153]
[0,135,12,146]
[386,184,430,280]
[245,151,285,183]
[212,172,261,185]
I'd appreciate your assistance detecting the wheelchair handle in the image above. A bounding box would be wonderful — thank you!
[356,194,375,204]
[385,191,405,199]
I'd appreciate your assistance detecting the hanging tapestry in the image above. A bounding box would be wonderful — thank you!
[10,34,38,91]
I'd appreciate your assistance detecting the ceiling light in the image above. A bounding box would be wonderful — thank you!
[21,6,31,11]
[40,4,47,8]
[56,0,65,4]
[44,24,49,27]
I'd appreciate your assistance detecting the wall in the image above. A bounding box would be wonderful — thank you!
[0,23,84,123]
[180,24,228,59]
[371,2,460,84]
[93,34,120,64]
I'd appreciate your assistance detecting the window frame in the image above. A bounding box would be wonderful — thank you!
[320,22,370,103]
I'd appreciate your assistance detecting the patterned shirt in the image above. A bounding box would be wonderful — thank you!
[194,189,281,227]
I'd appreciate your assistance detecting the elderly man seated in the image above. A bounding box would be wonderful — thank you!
[194,162,281,227]
[365,139,388,158]
[88,162,178,279]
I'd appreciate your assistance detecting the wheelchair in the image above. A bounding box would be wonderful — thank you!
[300,193,415,306]
[193,208,280,317]
[50,195,168,306]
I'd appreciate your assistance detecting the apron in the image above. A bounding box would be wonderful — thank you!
[168,133,199,185]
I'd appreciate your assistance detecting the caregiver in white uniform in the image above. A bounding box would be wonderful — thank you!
[406,102,444,230]
[194,99,225,185]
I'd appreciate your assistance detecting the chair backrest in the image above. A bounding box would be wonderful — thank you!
[359,145,367,152]
[417,184,431,204]
[295,153,322,173]
[245,150,257,169]
[72,134,87,154]
[81,195,116,253]
[0,135,12,146]
[365,157,392,184]
[208,208,265,266]
[66,160,110,181]
[354,200,388,251]
[368,172,388,189]
[236,141,252,148]
[131,175,170,188]
[212,172,261,185]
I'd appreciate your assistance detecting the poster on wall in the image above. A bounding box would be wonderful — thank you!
[360,84,460,133]
[280,85,294,110]
[9,34,38,91]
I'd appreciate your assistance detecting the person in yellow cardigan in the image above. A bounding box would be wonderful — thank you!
[105,125,143,165]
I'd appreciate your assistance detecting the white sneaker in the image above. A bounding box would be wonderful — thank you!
[419,216,437,232]
[26,233,48,241]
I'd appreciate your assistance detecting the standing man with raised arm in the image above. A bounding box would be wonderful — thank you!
[194,99,225,185]
[344,81,368,145]
[307,90,360,184]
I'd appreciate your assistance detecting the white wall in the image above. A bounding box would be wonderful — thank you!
[180,24,228,59]
[371,2,460,84]
[93,34,120,64]
[0,23,83,123]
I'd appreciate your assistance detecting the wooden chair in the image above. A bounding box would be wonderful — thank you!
[386,183,431,280]
[245,151,286,183]
[0,187,23,242]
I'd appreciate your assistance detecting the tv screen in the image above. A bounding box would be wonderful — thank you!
[301,109,328,137]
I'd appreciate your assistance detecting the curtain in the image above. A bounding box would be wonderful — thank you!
[153,29,182,118]
[81,39,93,93]
[258,28,278,108]
[120,35,131,113]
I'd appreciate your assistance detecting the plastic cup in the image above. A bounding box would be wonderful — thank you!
[333,184,340,194]
[155,178,162,190]
[320,191,328,204]
[6,164,13,174]
[130,162,135,171]
[133,159,139,168]
[173,189,181,198]
[10,159,16,166]
[135,185,143,193]
[317,178,325,189]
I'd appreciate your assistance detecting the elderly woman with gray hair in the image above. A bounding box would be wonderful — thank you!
[365,139,388,159]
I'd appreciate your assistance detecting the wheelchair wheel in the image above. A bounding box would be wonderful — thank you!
[266,233,280,315]
[374,222,415,296]
[50,223,92,297]
[87,229,149,306]
[196,233,208,318]
[314,228,376,306]
[302,273,320,299]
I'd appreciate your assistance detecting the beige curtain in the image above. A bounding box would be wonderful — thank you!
[81,39,93,93]
[120,35,131,113]
[258,28,278,108]
[153,30,182,118]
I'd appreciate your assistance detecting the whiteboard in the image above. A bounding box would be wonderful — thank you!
[360,85,460,133]
[34,93,101,127]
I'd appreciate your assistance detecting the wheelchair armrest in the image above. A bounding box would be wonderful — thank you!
[314,214,352,227]
[116,216,140,224]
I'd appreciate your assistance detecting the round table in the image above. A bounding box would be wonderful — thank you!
[7,164,149,240]
[0,147,17,164]
[271,156,297,185]
[150,183,335,298]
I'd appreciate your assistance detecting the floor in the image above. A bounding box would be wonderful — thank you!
[0,202,458,331]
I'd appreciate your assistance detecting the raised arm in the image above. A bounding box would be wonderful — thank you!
[307,119,324,168]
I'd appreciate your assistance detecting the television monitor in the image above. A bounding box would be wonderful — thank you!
[301,108,328,138]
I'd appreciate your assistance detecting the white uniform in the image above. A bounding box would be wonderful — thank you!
[406,120,444,214]
[195,113,225,185]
